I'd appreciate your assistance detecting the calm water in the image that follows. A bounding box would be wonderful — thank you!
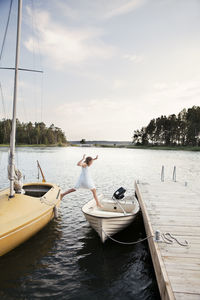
[0,147,199,300]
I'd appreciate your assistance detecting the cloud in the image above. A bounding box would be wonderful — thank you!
[153,82,168,90]
[103,0,147,19]
[153,81,200,100]
[54,0,147,22]
[24,7,114,68]
[112,79,129,89]
[54,98,139,140]
[123,54,144,63]
[141,80,200,119]
[56,2,79,20]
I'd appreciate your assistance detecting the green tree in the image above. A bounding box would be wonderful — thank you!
[132,106,200,147]
[0,119,67,145]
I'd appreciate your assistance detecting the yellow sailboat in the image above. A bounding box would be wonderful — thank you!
[0,0,61,256]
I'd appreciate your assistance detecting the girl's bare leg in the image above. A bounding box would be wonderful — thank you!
[61,188,76,200]
[91,188,102,208]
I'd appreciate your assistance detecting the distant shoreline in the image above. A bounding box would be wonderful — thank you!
[93,145,200,151]
[126,145,200,151]
[0,143,199,151]
[0,143,67,148]
[70,142,200,151]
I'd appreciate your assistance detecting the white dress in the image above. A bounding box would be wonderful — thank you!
[74,166,95,190]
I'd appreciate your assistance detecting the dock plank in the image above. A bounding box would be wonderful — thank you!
[174,292,200,300]
[135,181,200,300]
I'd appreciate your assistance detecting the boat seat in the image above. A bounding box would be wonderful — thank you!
[100,196,136,213]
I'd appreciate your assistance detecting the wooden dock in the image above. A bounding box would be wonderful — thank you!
[135,180,200,300]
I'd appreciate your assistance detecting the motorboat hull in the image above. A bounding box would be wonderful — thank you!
[82,197,140,243]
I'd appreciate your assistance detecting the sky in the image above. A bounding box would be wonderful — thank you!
[0,0,200,141]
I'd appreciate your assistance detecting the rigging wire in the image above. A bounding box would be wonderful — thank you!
[0,82,6,118]
[18,72,28,122]
[0,0,44,140]
[0,0,13,120]
[29,0,37,122]
[30,0,44,122]
[0,0,13,63]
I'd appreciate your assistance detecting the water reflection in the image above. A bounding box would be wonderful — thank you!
[1,146,197,299]
[76,214,160,300]
[0,219,62,297]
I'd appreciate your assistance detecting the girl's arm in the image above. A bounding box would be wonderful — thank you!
[77,154,86,166]
[93,155,98,161]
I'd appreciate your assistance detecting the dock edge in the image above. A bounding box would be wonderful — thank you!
[135,181,175,300]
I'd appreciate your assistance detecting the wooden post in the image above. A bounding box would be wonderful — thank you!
[172,166,176,182]
[37,160,46,182]
[161,165,164,182]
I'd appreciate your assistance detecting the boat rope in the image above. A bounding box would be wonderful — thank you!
[161,232,189,247]
[40,189,61,206]
[102,229,154,245]
[40,197,56,206]
[102,229,189,247]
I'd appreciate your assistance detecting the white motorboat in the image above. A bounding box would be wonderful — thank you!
[82,194,140,243]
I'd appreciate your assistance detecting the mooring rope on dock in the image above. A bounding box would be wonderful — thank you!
[102,229,189,247]
[161,232,189,247]
[155,230,189,247]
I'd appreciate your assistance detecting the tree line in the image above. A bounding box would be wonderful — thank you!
[0,119,67,145]
[133,106,200,146]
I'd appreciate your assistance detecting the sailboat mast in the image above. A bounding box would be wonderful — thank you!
[9,0,22,197]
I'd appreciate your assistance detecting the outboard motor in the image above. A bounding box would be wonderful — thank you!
[113,187,126,200]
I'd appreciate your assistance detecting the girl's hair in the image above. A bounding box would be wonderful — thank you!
[85,156,93,165]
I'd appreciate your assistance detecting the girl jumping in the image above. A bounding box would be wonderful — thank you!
[61,154,102,207]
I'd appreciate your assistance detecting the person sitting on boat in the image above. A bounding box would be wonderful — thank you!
[61,154,102,207]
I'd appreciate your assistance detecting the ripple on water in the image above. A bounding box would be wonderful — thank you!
[2,147,197,299]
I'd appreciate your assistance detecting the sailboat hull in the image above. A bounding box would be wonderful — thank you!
[0,182,61,256]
